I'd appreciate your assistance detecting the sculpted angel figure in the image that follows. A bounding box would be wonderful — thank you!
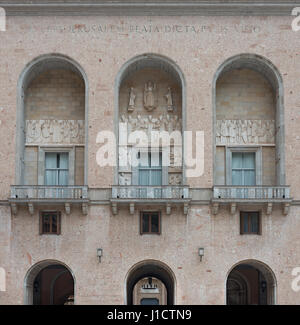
[128,87,136,112]
[165,87,174,112]
[143,81,157,111]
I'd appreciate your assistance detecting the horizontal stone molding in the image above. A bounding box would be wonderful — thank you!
[0,1,298,16]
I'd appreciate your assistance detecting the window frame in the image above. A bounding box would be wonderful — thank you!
[38,146,75,185]
[132,147,168,186]
[225,146,262,186]
[240,211,261,235]
[140,211,161,235]
[39,211,61,235]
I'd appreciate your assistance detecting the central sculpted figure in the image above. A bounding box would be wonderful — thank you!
[143,80,157,111]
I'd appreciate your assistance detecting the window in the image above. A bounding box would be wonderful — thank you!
[140,212,161,235]
[40,211,61,235]
[138,151,162,186]
[232,152,256,185]
[45,152,69,185]
[240,211,261,235]
[140,298,159,305]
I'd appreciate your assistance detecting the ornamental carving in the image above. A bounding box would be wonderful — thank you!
[25,119,84,144]
[120,113,182,134]
[216,119,275,145]
[143,81,157,111]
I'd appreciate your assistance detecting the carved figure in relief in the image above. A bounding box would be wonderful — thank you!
[143,81,157,111]
[165,87,174,112]
[119,172,131,185]
[215,119,275,145]
[128,87,136,112]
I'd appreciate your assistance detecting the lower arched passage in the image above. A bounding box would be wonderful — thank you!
[24,260,75,305]
[125,260,176,305]
[226,259,277,305]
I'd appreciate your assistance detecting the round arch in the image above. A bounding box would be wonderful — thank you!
[125,259,176,305]
[226,259,277,305]
[114,53,187,185]
[212,53,285,186]
[16,53,89,185]
[23,259,75,305]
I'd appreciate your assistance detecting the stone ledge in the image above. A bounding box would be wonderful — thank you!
[0,1,298,16]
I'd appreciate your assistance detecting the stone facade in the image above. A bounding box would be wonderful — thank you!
[0,1,300,305]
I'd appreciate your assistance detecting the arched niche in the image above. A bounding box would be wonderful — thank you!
[226,259,277,305]
[24,259,75,305]
[114,54,186,187]
[16,54,89,186]
[125,260,176,305]
[212,54,285,186]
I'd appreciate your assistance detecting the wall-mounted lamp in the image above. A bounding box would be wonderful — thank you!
[97,248,103,263]
[198,248,204,262]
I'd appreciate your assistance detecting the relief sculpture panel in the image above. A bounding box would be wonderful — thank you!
[25,119,85,144]
[216,119,275,145]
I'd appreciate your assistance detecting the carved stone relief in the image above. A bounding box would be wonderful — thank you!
[143,81,157,111]
[169,173,182,185]
[216,119,275,145]
[119,172,132,185]
[128,87,136,112]
[26,119,84,144]
[120,113,182,135]
[165,87,174,112]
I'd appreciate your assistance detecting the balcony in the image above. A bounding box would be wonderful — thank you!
[212,186,292,215]
[110,185,190,215]
[9,185,89,215]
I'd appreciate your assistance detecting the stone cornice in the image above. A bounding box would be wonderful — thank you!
[0,1,299,16]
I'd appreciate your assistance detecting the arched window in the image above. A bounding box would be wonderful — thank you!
[16,54,88,186]
[115,54,185,188]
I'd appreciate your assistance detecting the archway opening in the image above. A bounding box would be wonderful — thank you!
[126,261,175,305]
[226,261,276,305]
[24,260,75,305]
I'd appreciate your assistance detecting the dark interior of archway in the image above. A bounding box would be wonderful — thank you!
[127,264,174,305]
[33,264,74,305]
[227,264,268,305]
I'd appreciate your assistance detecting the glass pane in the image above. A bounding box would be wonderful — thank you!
[59,153,69,169]
[140,298,159,305]
[150,151,161,167]
[58,170,69,186]
[151,213,159,233]
[243,214,249,233]
[244,170,256,185]
[45,153,57,168]
[139,151,149,167]
[243,152,255,168]
[51,215,57,233]
[251,213,259,233]
[232,153,243,169]
[150,170,162,186]
[142,214,150,233]
[139,170,150,185]
[45,170,57,185]
[43,215,50,233]
[232,170,243,185]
